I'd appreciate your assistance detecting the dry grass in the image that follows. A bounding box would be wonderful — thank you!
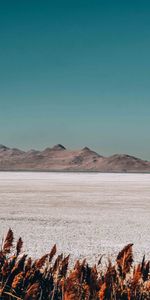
[0,229,149,299]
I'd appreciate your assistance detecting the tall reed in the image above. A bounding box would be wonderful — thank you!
[0,229,149,299]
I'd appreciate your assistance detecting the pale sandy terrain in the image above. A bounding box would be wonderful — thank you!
[0,172,150,265]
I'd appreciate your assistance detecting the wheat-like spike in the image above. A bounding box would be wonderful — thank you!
[98,254,105,266]
[116,243,133,277]
[60,255,70,277]
[49,244,57,262]
[16,238,23,256]
[2,229,14,254]
[35,254,48,269]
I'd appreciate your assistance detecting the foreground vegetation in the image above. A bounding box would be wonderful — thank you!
[0,229,149,299]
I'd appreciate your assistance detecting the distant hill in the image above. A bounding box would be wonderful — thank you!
[0,144,150,172]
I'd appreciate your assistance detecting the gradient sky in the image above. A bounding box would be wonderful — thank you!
[0,1,150,159]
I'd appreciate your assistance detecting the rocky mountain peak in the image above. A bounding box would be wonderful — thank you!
[82,147,91,152]
[0,144,9,150]
[52,144,66,151]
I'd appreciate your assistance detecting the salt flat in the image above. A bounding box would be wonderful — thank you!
[0,172,149,264]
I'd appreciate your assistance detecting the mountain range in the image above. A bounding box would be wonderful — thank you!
[0,144,150,172]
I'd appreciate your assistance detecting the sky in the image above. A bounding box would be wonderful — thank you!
[0,0,150,159]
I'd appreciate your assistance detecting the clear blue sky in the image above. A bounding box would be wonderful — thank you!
[0,0,150,159]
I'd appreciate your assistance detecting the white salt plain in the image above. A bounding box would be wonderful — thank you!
[0,172,149,264]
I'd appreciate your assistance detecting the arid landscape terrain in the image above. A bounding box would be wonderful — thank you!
[0,172,149,263]
[0,144,150,172]
[0,171,150,299]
